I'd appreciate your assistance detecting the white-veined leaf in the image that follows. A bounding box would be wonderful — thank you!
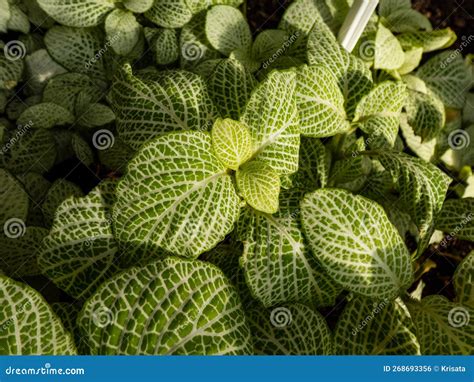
[17,103,74,129]
[145,27,179,65]
[36,0,114,27]
[374,23,404,71]
[454,252,473,308]
[145,0,192,28]
[208,59,257,120]
[108,65,217,149]
[41,179,84,225]
[417,51,472,109]
[211,118,253,170]
[0,169,29,229]
[301,188,413,299]
[105,9,140,56]
[247,303,334,355]
[240,70,299,175]
[123,0,153,13]
[0,52,23,91]
[39,181,118,300]
[397,28,456,53]
[236,161,280,214]
[407,295,473,355]
[113,131,241,259]
[205,5,251,56]
[0,275,77,354]
[435,198,474,241]
[296,65,349,138]
[236,190,343,307]
[334,297,420,355]
[78,257,253,355]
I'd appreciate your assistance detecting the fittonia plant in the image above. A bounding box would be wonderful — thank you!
[0,0,473,355]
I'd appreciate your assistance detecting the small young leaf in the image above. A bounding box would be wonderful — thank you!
[374,23,405,70]
[211,118,253,170]
[17,102,74,129]
[236,161,280,214]
[301,188,413,300]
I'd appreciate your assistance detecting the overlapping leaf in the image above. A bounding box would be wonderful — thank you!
[301,188,413,299]
[435,198,474,241]
[454,252,473,308]
[78,257,253,355]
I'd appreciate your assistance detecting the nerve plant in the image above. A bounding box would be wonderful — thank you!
[0,0,473,356]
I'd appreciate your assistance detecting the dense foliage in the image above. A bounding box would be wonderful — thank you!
[0,0,473,355]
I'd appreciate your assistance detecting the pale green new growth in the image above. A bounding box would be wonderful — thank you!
[211,118,253,170]
[236,161,280,214]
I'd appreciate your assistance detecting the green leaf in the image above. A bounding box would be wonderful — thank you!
[329,155,372,192]
[382,8,431,33]
[407,295,473,355]
[71,133,94,166]
[334,297,420,355]
[292,137,331,191]
[404,88,445,141]
[301,188,413,300]
[247,303,334,355]
[240,70,299,175]
[24,49,67,95]
[236,190,342,307]
[97,136,134,173]
[398,47,423,75]
[0,169,29,230]
[0,275,77,354]
[417,51,472,109]
[78,257,253,355]
[145,0,192,28]
[205,5,251,56]
[44,26,107,81]
[296,65,349,138]
[179,11,220,69]
[435,198,474,241]
[1,128,56,174]
[374,23,405,71]
[123,0,153,13]
[307,20,373,117]
[376,151,451,251]
[354,81,407,148]
[36,0,114,27]
[108,64,217,149]
[211,118,253,170]
[236,161,280,214]
[76,102,115,129]
[454,252,473,308]
[0,0,10,32]
[113,131,241,259]
[397,28,456,53]
[185,0,244,14]
[39,181,118,300]
[208,59,257,120]
[0,53,23,91]
[7,3,30,33]
[17,103,74,129]
[0,226,48,277]
[43,72,103,112]
[105,9,140,56]
[251,29,290,64]
[145,28,179,65]
[41,179,84,225]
